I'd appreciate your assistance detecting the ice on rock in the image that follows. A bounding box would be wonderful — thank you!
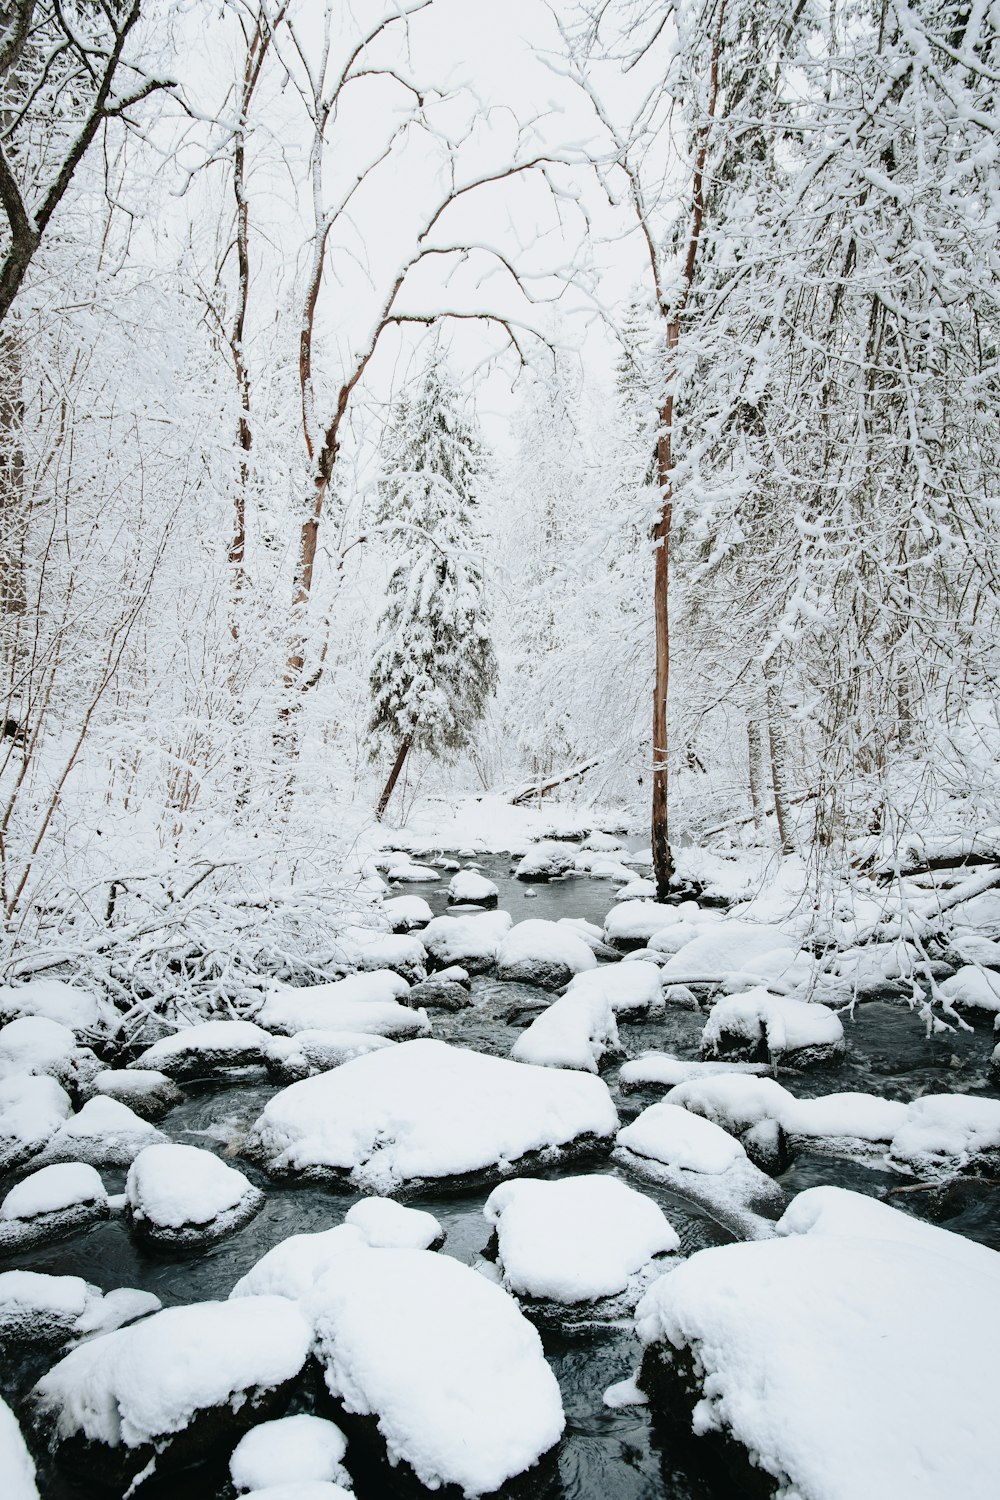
[129,1020,273,1078]
[330,927,427,983]
[483,1175,679,1323]
[888,1093,1000,1178]
[0,1016,100,1096]
[344,1196,443,1250]
[125,1143,264,1248]
[513,843,576,881]
[496,919,598,989]
[0,979,103,1033]
[563,961,664,1015]
[382,894,433,931]
[619,1053,770,1093]
[604,901,689,951]
[309,1247,564,1496]
[0,1270,159,1348]
[91,1068,183,1119]
[0,1395,39,1500]
[634,1192,1000,1500]
[0,1074,73,1172]
[615,1102,783,1234]
[0,1163,108,1250]
[701,987,845,1068]
[243,1038,618,1193]
[255,973,427,1041]
[32,1095,167,1169]
[510,989,619,1073]
[230,1225,368,1301]
[32,1297,313,1488]
[938,964,1000,1013]
[421,910,512,973]
[230,1415,351,1493]
[447,870,499,907]
[264,1031,395,1082]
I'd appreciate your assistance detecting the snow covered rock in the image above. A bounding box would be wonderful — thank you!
[780,1093,907,1157]
[701,987,845,1068]
[663,1074,794,1136]
[657,920,799,985]
[309,1247,564,1497]
[90,1068,183,1119]
[511,989,620,1073]
[604,901,689,952]
[616,878,657,901]
[0,1163,108,1251]
[31,1297,313,1490]
[0,1395,39,1500]
[775,1183,1000,1274]
[0,1074,72,1172]
[230,1415,351,1493]
[331,927,427,983]
[31,1095,167,1169]
[0,979,103,1034]
[402,972,473,1011]
[448,870,499,907]
[255,973,428,1041]
[243,1038,618,1193]
[344,1196,443,1250]
[0,1271,159,1349]
[938,964,1000,1014]
[230,1225,368,1301]
[634,1193,1000,1500]
[125,1143,263,1249]
[564,960,663,1015]
[615,1102,783,1235]
[264,1031,395,1082]
[483,1175,678,1326]
[513,843,576,881]
[129,1020,273,1079]
[887,1093,1000,1179]
[992,1041,1000,1085]
[382,895,433,932]
[421,910,512,974]
[618,1053,770,1093]
[0,1016,101,1098]
[386,859,440,883]
[496,919,598,989]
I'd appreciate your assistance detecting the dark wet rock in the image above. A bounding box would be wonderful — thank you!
[404,975,474,1011]
[740,1118,791,1175]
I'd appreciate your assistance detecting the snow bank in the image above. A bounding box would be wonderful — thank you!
[496,919,598,988]
[33,1095,166,1169]
[701,987,845,1067]
[421,910,512,973]
[484,1175,678,1311]
[243,1039,618,1193]
[230,1415,351,1493]
[0,1396,38,1500]
[255,974,427,1040]
[510,990,619,1073]
[634,1200,1000,1499]
[33,1297,312,1452]
[125,1143,264,1246]
[129,1020,273,1078]
[0,1075,72,1173]
[310,1247,564,1495]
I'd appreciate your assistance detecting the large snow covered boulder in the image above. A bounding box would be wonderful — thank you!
[634,1190,1000,1500]
[448,870,499,907]
[264,1030,395,1082]
[615,1102,784,1235]
[938,964,1000,1014]
[309,1247,564,1497]
[0,1270,158,1350]
[0,1016,101,1098]
[604,901,690,952]
[563,960,663,1015]
[255,973,427,1041]
[230,1225,368,1301]
[242,1038,618,1194]
[421,910,512,974]
[125,1143,264,1249]
[31,1297,313,1490]
[382,894,434,932]
[495,919,598,990]
[513,843,576,882]
[510,990,620,1073]
[90,1068,183,1119]
[887,1093,1000,1179]
[0,1163,108,1252]
[31,1095,167,1169]
[483,1175,678,1326]
[656,920,799,985]
[129,1020,273,1079]
[0,1395,39,1500]
[0,1074,72,1173]
[330,927,428,984]
[701,988,845,1068]
[229,1415,351,1493]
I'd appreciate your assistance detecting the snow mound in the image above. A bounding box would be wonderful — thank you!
[386,860,440,883]
[634,1197,1000,1500]
[33,1297,312,1454]
[0,1075,72,1173]
[129,1020,272,1078]
[513,843,576,881]
[125,1143,264,1247]
[888,1093,1000,1178]
[0,1163,107,1250]
[939,965,1000,1013]
[421,910,512,973]
[255,973,426,1041]
[0,979,102,1034]
[618,1053,770,1092]
[230,1225,368,1301]
[230,1414,351,1493]
[91,1069,182,1118]
[331,927,427,983]
[0,1396,38,1500]
[658,920,799,983]
[664,1074,795,1135]
[243,1038,618,1193]
[701,987,845,1067]
[448,870,499,906]
[344,1196,443,1250]
[241,1486,352,1500]
[564,960,663,1015]
[483,1175,678,1314]
[776,1185,1000,1275]
[781,1092,907,1146]
[264,1031,395,1081]
[32,1095,166,1169]
[496,919,598,989]
[510,989,619,1073]
[382,895,433,931]
[309,1247,564,1495]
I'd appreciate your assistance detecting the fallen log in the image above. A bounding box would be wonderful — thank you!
[508,759,602,806]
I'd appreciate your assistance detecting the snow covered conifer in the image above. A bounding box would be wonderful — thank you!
[369,356,497,818]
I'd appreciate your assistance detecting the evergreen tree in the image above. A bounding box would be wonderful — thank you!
[369,358,497,819]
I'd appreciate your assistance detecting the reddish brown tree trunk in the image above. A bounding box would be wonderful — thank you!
[375,736,412,822]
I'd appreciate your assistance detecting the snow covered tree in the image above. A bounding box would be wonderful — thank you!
[369,359,497,819]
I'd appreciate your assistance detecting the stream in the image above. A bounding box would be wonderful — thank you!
[3,850,999,1500]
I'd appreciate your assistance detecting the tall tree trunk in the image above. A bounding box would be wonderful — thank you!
[747,717,766,835]
[765,671,795,854]
[651,400,674,898]
[375,735,412,822]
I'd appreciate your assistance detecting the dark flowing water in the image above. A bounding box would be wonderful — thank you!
[3,851,998,1500]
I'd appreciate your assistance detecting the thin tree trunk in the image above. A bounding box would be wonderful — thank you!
[747,718,766,835]
[766,674,795,854]
[375,736,412,822]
